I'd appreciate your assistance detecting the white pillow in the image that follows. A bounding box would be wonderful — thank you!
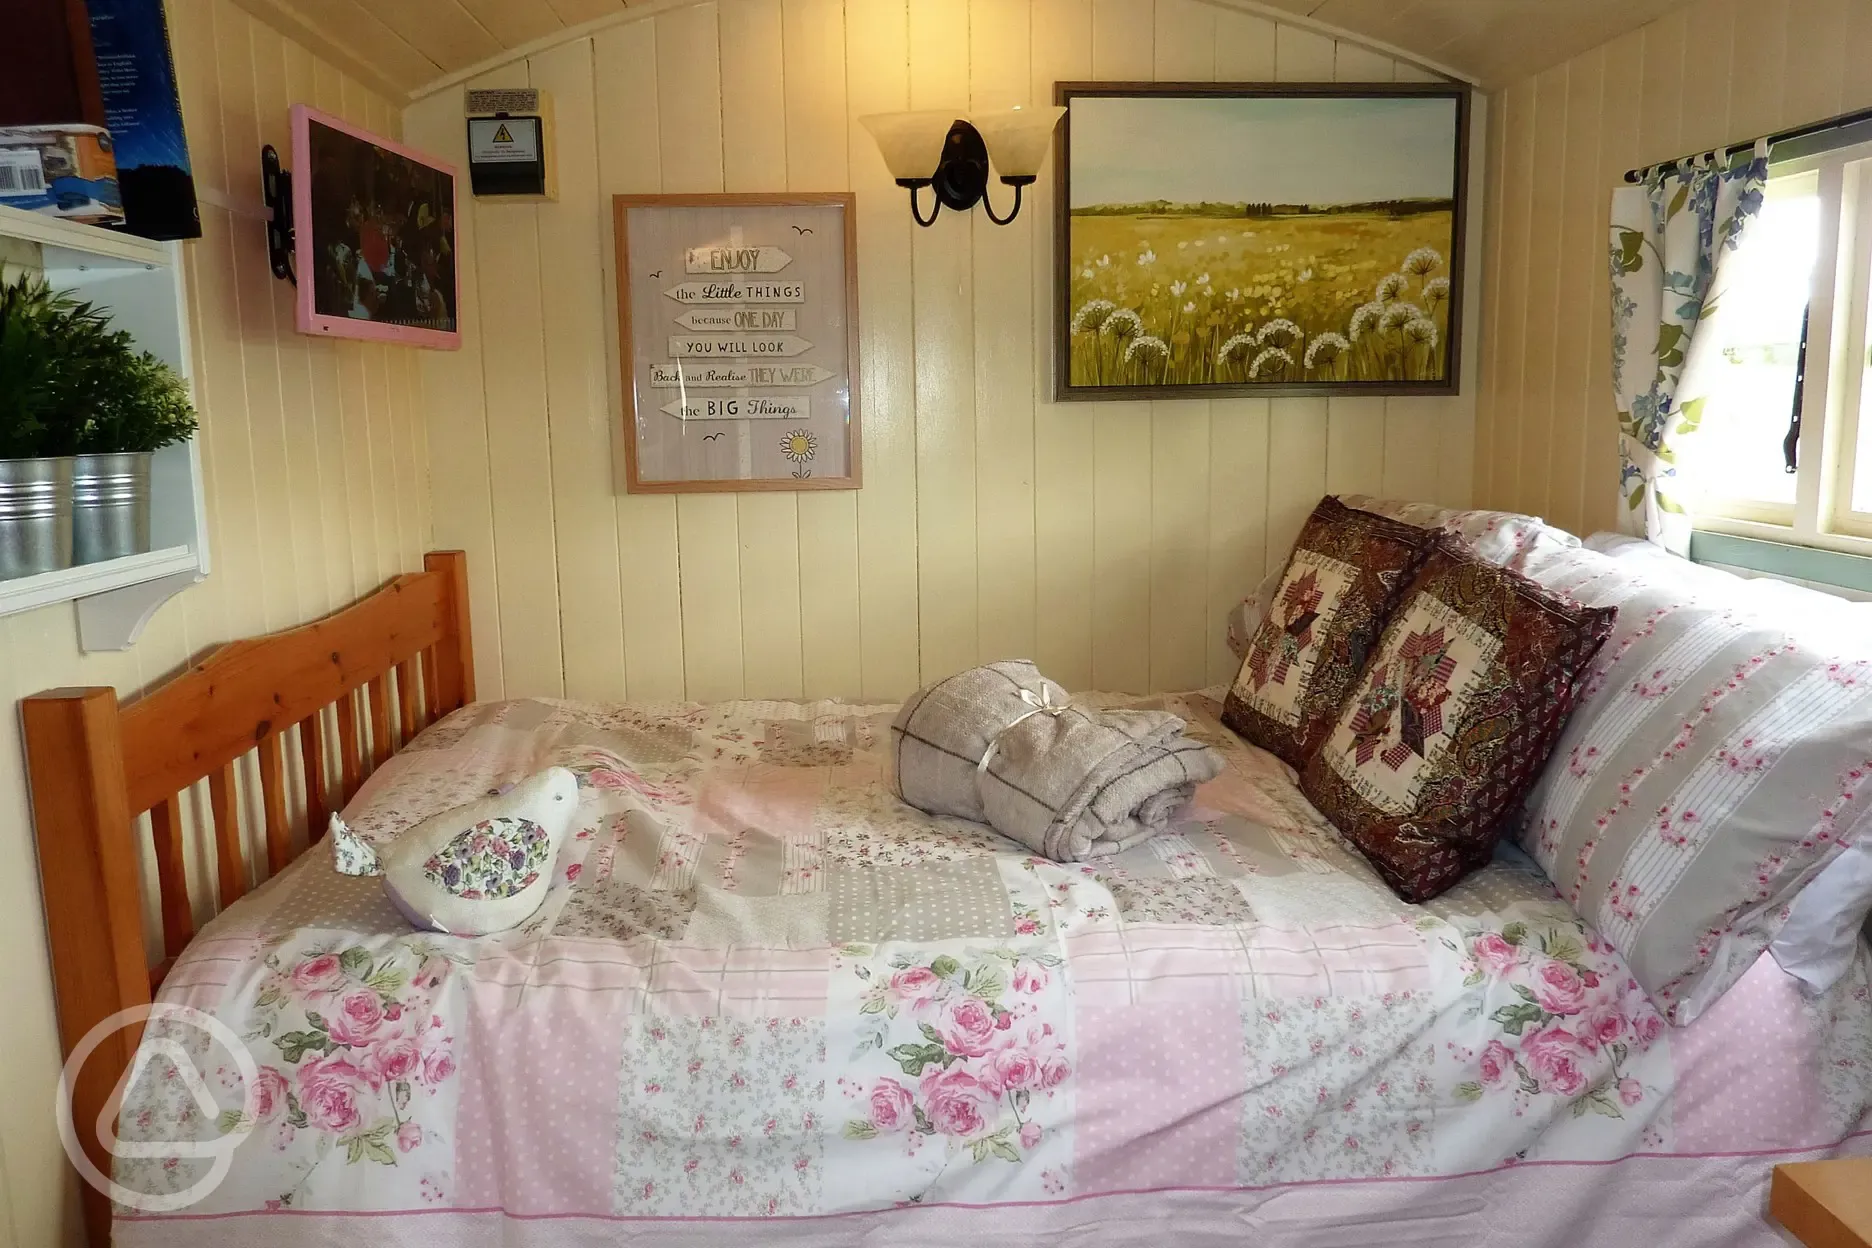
[331,767,580,936]
[1516,541,1872,1024]
[1585,535,1872,998]
[1338,494,1582,569]
[1771,835,1872,993]
[1225,566,1284,660]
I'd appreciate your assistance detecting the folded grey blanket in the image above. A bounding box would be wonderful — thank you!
[889,661,1225,861]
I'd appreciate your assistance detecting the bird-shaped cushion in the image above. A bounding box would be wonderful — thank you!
[329,767,579,936]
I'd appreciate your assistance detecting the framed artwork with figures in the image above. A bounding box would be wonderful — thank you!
[1055,82,1469,401]
[613,193,860,492]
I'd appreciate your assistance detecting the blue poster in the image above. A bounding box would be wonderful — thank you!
[87,0,200,239]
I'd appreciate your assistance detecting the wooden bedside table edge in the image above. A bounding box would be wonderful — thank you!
[1773,1161,1872,1248]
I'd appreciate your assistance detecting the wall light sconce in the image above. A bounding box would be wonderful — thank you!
[859,105,1066,226]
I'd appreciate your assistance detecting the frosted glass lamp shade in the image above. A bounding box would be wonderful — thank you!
[974,105,1065,181]
[859,111,957,183]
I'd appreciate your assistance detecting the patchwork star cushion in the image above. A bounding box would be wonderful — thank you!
[1226,499,1582,665]
[1222,496,1436,767]
[1300,534,1616,903]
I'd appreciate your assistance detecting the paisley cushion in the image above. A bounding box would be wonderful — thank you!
[1225,497,1581,662]
[1222,497,1436,767]
[1301,534,1616,902]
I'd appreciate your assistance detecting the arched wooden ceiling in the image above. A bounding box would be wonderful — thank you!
[1255,0,1702,90]
[230,0,1695,103]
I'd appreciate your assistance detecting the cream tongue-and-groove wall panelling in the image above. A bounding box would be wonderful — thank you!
[405,0,1485,707]
[0,1,433,1243]
[1473,0,1872,541]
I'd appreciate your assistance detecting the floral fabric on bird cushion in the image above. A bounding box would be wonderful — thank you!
[1222,497,1436,767]
[1301,534,1617,903]
[421,816,553,899]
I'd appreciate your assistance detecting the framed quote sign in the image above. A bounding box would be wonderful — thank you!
[613,193,860,491]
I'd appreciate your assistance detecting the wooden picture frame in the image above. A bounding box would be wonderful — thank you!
[1054,82,1471,401]
[613,193,861,492]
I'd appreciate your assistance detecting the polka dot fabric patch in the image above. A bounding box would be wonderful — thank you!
[453,976,624,1214]
[1670,953,1822,1151]
[827,859,1015,943]
[258,855,407,936]
[1073,1002,1245,1193]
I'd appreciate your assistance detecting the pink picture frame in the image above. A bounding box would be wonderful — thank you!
[290,104,461,350]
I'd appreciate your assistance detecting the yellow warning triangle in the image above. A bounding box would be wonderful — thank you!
[492,123,514,143]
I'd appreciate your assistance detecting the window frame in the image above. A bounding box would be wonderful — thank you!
[1694,139,1872,557]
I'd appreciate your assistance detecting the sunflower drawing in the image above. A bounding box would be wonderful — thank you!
[779,428,817,477]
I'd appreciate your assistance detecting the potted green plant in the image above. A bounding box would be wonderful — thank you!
[70,327,198,566]
[0,276,84,580]
[0,272,198,575]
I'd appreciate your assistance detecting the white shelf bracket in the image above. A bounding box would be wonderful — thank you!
[75,569,204,652]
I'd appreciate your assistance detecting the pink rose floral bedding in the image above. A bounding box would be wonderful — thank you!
[112,696,1872,1247]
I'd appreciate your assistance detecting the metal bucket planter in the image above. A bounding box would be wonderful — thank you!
[0,456,75,581]
[71,451,153,566]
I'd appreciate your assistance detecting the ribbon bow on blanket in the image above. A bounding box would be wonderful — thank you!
[977,679,1071,779]
[890,660,1224,862]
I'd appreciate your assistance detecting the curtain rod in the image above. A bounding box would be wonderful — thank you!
[1623,102,1872,183]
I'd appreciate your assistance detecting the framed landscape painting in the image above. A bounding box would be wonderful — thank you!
[1055,83,1470,400]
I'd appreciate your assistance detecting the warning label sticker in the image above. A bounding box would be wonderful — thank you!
[468,117,539,164]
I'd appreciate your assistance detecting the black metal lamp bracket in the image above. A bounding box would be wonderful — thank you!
[261,144,296,285]
[904,182,941,226]
[933,119,990,212]
[900,119,1029,228]
[982,178,1030,225]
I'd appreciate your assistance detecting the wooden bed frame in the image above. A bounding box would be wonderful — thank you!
[20,551,475,1247]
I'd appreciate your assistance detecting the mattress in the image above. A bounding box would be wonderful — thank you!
[113,693,1872,1246]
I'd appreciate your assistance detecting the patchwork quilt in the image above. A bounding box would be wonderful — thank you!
[114,695,1872,1247]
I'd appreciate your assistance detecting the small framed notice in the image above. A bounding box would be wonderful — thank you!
[613,193,859,492]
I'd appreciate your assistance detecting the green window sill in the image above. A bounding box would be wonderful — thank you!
[1689,530,1872,596]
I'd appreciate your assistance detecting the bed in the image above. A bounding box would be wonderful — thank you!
[23,552,1872,1247]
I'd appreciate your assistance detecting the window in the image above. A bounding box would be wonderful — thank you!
[1692,137,1872,554]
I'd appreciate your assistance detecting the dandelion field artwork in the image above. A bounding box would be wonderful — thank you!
[1055,84,1469,399]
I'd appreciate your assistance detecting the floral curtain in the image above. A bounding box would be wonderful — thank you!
[1608,140,1769,553]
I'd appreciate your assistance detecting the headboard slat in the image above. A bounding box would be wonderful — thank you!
[148,795,192,958]
[302,711,330,844]
[257,733,291,876]
[421,646,442,723]
[366,674,393,772]
[396,659,420,744]
[208,763,246,908]
[337,691,363,803]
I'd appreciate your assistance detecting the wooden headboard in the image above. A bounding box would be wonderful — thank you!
[20,551,474,1247]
